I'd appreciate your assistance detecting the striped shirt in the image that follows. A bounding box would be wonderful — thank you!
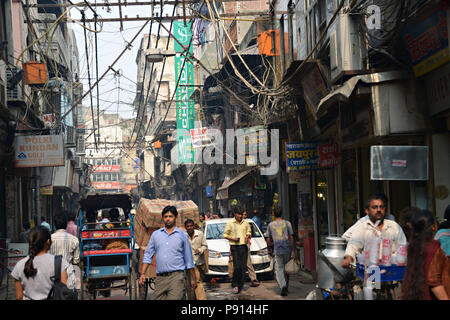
[49,229,80,290]
[49,230,80,265]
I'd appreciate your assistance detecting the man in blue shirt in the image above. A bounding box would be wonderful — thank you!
[139,206,197,300]
[251,209,262,230]
[266,208,297,297]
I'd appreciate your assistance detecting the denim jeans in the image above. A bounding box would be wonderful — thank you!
[274,254,290,289]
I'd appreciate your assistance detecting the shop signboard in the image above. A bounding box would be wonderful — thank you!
[191,127,212,148]
[93,165,121,172]
[206,185,213,198]
[39,166,54,195]
[14,135,64,168]
[402,2,449,77]
[236,125,269,157]
[370,146,429,181]
[285,142,319,171]
[92,181,121,190]
[425,62,450,116]
[174,21,195,163]
[43,113,56,128]
[7,243,29,270]
[318,143,341,167]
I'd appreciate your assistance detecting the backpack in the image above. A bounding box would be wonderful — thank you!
[47,255,78,300]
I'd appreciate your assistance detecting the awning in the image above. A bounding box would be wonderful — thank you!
[316,70,409,116]
[216,168,253,200]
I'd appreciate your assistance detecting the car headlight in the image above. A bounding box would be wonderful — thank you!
[257,248,269,256]
[208,250,221,258]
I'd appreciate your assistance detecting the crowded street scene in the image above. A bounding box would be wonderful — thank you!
[0,0,449,305]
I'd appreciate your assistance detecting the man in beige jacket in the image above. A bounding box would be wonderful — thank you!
[185,219,208,300]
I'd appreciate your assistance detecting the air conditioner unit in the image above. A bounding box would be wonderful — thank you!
[330,13,367,84]
[65,126,76,146]
[6,66,24,102]
[76,135,85,155]
[74,155,83,169]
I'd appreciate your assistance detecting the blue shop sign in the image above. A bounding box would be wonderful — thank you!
[285,143,319,171]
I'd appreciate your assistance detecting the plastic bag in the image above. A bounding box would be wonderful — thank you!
[285,258,300,275]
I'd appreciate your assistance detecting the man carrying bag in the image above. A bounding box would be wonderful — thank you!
[266,208,299,297]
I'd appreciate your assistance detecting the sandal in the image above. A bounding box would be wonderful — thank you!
[232,287,239,294]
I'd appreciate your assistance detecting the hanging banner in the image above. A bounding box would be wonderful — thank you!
[174,21,195,163]
[285,142,319,171]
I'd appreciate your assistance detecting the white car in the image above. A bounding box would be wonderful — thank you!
[202,218,273,279]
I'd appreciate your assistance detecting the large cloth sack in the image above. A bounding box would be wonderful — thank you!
[285,258,300,275]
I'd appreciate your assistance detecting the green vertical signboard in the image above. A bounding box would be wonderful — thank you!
[174,21,195,163]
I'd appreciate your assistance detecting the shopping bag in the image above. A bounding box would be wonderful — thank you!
[228,255,233,278]
[285,258,300,275]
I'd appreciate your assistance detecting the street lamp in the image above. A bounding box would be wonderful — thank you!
[145,48,176,63]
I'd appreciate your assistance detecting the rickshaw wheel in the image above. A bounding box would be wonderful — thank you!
[129,268,137,300]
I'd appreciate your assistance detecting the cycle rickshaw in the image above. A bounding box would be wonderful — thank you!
[77,193,138,300]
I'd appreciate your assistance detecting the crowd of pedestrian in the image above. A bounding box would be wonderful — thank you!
[11,196,449,301]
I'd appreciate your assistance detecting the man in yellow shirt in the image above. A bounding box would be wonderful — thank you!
[223,206,252,294]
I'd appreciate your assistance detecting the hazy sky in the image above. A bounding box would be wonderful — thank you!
[70,2,176,120]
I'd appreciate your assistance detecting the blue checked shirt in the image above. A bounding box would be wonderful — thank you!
[143,227,194,274]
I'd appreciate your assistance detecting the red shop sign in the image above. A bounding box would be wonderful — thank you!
[318,143,341,168]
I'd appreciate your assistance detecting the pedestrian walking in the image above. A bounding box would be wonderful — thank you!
[11,226,69,300]
[185,219,208,300]
[223,206,252,294]
[198,213,206,229]
[397,206,421,241]
[139,206,197,300]
[266,208,296,296]
[49,212,80,293]
[243,211,260,287]
[434,205,450,256]
[401,209,450,300]
[66,211,78,237]
[252,209,262,230]
[40,217,51,232]
[19,221,31,243]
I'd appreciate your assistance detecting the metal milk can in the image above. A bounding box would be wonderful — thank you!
[317,236,351,289]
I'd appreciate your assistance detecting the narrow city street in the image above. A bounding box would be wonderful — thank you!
[1,0,449,304]
[72,272,316,301]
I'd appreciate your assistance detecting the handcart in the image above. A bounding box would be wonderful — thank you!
[77,193,138,300]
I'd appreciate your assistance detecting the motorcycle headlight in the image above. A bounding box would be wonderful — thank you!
[208,250,221,258]
[257,248,269,256]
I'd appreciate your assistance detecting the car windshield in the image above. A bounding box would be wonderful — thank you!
[206,221,262,240]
